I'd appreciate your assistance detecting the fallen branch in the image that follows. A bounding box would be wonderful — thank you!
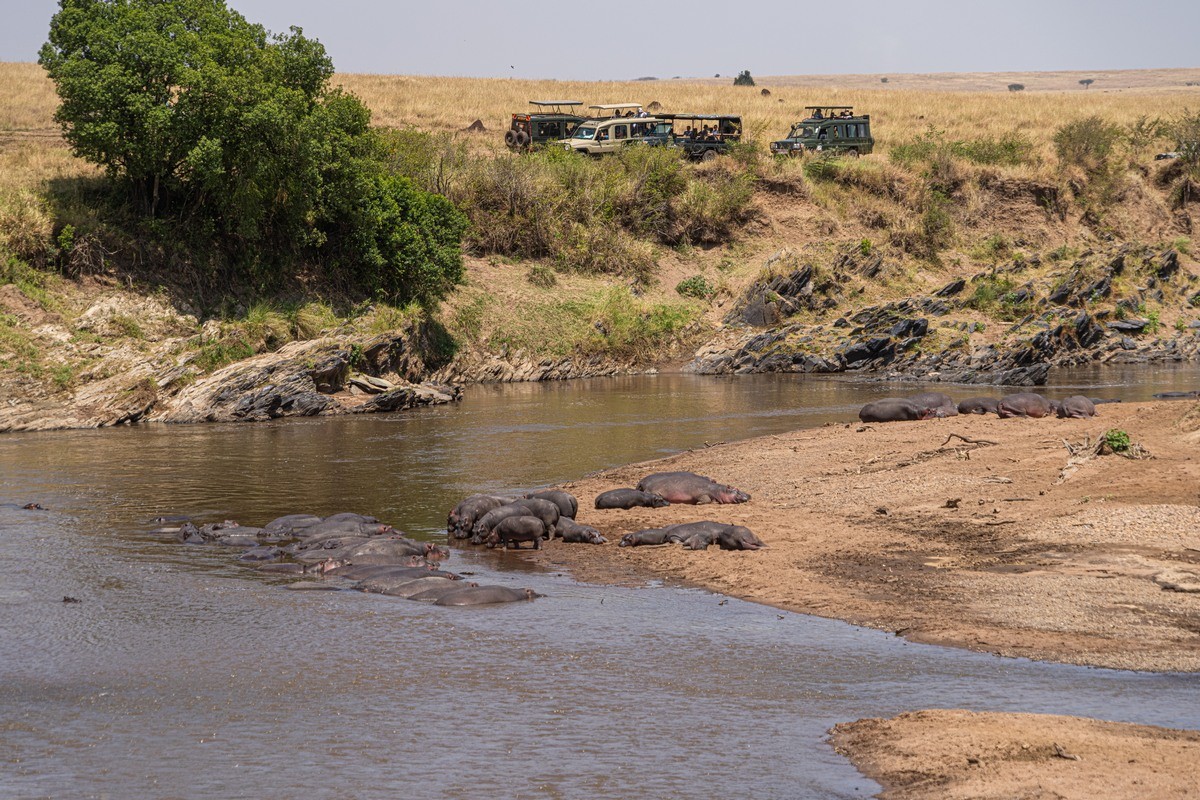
[941,433,998,447]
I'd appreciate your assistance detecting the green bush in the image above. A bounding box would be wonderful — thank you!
[527,264,558,288]
[1054,116,1124,176]
[1103,428,1131,453]
[675,275,714,299]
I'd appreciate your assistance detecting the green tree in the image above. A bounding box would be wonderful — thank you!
[39,0,466,302]
[733,70,755,87]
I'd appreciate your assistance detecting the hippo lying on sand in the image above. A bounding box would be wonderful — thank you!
[636,472,750,505]
[555,517,607,544]
[957,397,999,415]
[595,489,669,510]
[859,398,936,423]
[1057,395,1097,419]
[908,391,959,417]
[620,522,764,551]
[997,392,1056,419]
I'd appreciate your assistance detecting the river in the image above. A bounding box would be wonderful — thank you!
[2,368,1199,799]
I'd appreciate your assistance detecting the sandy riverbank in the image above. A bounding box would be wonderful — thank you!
[522,399,1200,797]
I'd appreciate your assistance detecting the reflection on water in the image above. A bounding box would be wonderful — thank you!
[2,370,1199,799]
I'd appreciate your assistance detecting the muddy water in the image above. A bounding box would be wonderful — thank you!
[2,369,1200,799]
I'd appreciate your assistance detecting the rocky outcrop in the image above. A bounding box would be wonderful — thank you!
[433,351,645,384]
[0,331,460,433]
[689,244,1200,385]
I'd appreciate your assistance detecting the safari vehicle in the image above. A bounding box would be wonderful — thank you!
[506,100,586,150]
[769,106,874,156]
[560,106,668,156]
[653,113,742,161]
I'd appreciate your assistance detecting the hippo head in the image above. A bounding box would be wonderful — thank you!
[309,558,348,574]
[618,533,637,547]
[522,588,544,600]
[713,485,751,504]
[917,407,938,421]
[424,542,450,561]
[647,493,670,508]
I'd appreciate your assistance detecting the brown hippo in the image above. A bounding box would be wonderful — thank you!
[637,472,750,505]
[378,577,464,599]
[595,489,669,510]
[908,391,959,417]
[619,528,673,547]
[356,574,455,595]
[433,586,543,606]
[681,531,716,550]
[555,517,607,544]
[524,490,579,519]
[957,396,1000,415]
[472,504,539,543]
[1057,395,1097,419]
[407,581,481,602]
[448,494,507,539]
[858,398,936,423]
[716,525,766,551]
[997,392,1055,419]
[510,498,560,536]
[486,515,546,550]
[1152,390,1200,400]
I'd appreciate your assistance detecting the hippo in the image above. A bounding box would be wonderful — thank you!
[509,497,560,536]
[315,552,430,568]
[1057,395,1097,419]
[296,520,395,542]
[472,504,539,543]
[447,495,507,539]
[407,581,481,602]
[325,564,459,582]
[378,576,465,599]
[555,517,607,544]
[176,522,204,544]
[253,563,308,574]
[680,531,716,551]
[433,586,543,606]
[997,392,1055,419]
[261,514,323,538]
[332,537,431,561]
[636,472,751,505]
[858,398,936,423]
[486,516,546,550]
[524,490,579,520]
[1090,397,1122,405]
[238,545,283,562]
[716,525,766,551]
[1152,390,1200,400]
[908,391,959,417]
[356,574,456,597]
[957,396,1000,415]
[321,512,379,525]
[619,528,673,547]
[595,489,670,510]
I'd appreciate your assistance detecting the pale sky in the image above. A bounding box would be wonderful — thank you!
[3,0,1198,81]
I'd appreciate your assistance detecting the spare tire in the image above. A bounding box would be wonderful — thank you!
[504,129,517,147]
[515,130,530,147]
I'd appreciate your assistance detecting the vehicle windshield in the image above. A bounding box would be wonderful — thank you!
[789,125,816,138]
[571,125,597,140]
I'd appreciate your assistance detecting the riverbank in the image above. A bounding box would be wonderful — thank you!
[532,399,1200,672]
[526,398,1200,797]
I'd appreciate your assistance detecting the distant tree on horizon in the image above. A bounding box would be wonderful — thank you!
[1080,78,1095,89]
[1008,83,1026,92]
[733,70,755,87]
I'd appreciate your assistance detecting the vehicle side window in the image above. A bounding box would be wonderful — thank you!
[845,124,856,138]
[832,126,840,139]
[614,125,627,140]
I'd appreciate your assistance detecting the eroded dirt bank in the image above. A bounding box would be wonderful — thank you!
[530,400,1200,673]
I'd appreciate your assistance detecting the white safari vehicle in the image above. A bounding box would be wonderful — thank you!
[559,104,667,156]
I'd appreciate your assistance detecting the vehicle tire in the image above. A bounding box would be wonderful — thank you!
[504,130,517,147]
[515,130,530,148]
[702,149,718,162]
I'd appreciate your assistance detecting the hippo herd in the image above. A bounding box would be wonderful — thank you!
[449,471,762,555]
[858,390,1112,423]
[158,512,542,606]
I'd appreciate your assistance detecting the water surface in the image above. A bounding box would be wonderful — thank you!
[2,369,1199,799]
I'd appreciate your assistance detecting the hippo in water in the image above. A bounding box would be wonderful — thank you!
[1152,390,1200,400]
[908,391,959,417]
[636,472,750,505]
[524,490,579,520]
[485,515,546,550]
[957,396,1000,415]
[407,581,481,602]
[433,586,543,606]
[1056,395,1097,419]
[448,495,507,539]
[859,398,936,423]
[997,392,1055,419]
[595,489,670,510]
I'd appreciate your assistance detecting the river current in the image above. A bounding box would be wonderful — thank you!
[2,368,1199,799]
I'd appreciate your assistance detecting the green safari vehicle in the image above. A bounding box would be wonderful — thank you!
[769,106,874,156]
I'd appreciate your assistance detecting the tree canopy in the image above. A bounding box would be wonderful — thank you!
[39,0,466,304]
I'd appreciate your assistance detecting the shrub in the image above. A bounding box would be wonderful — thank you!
[1054,116,1124,176]
[527,264,558,288]
[1103,429,1131,453]
[733,70,755,87]
[1008,83,1025,92]
[675,275,714,299]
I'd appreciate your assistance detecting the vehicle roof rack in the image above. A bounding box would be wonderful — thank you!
[804,106,854,110]
[529,100,583,107]
[589,103,643,110]
[655,113,740,121]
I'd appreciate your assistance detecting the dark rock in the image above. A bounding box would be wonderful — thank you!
[1107,319,1149,333]
[935,279,965,297]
